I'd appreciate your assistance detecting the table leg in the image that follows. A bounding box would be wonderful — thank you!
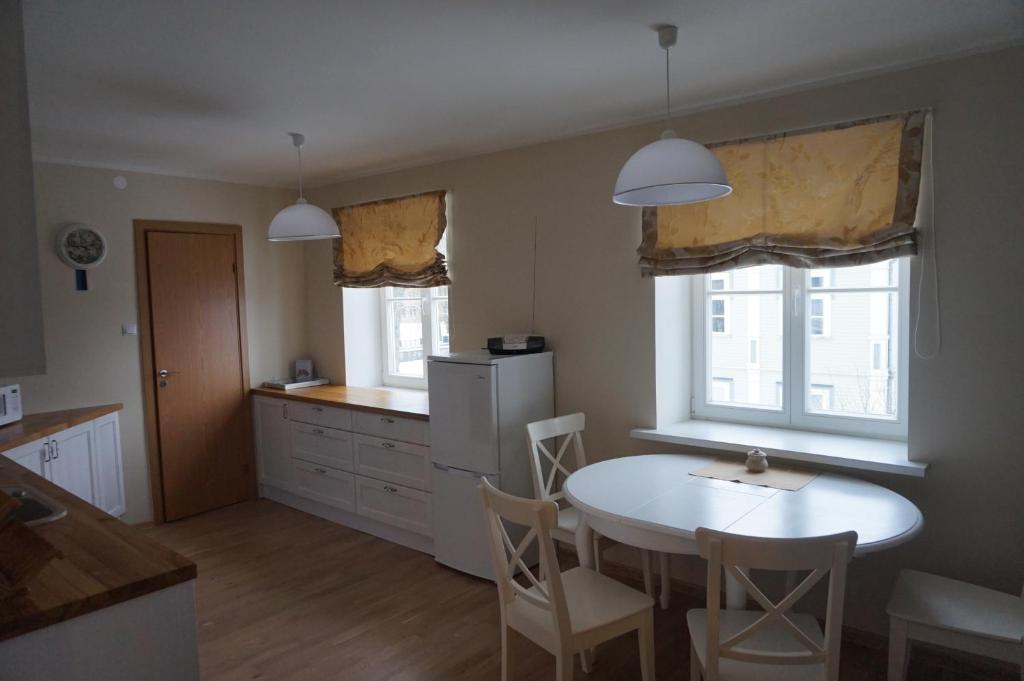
[725,567,749,609]
[574,517,595,672]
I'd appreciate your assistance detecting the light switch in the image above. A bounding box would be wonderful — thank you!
[122,322,138,336]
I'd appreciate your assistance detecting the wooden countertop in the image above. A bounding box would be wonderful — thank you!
[0,404,123,454]
[0,457,196,641]
[251,385,429,420]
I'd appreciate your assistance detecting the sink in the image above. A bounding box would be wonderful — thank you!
[2,485,68,526]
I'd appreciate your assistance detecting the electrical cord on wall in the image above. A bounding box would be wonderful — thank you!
[913,110,941,360]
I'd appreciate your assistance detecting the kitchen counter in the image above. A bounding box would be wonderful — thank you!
[0,456,196,641]
[0,404,123,454]
[251,384,429,420]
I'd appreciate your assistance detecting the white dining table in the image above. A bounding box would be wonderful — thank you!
[564,453,924,609]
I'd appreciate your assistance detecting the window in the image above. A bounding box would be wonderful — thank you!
[711,377,734,403]
[380,234,449,389]
[694,259,909,438]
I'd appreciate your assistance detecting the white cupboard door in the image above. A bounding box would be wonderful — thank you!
[49,422,95,504]
[3,438,48,476]
[253,397,292,491]
[427,362,499,474]
[92,413,126,516]
[355,476,432,537]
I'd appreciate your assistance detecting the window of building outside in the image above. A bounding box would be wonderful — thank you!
[692,259,909,439]
[379,233,450,389]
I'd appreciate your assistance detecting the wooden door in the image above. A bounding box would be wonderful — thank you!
[145,229,252,521]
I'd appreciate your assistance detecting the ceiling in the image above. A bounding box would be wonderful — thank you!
[21,0,1023,188]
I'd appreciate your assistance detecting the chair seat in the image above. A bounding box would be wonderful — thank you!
[550,506,580,544]
[887,569,1024,644]
[687,609,827,681]
[509,566,654,636]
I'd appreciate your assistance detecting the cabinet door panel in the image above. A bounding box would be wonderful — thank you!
[253,397,292,491]
[49,422,95,504]
[92,413,126,516]
[355,476,432,537]
[353,434,431,492]
[3,438,47,476]
[293,460,355,512]
[291,422,353,472]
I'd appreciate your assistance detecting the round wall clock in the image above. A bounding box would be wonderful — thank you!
[56,223,108,269]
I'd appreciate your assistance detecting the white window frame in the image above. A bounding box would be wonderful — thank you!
[692,260,910,439]
[379,233,450,390]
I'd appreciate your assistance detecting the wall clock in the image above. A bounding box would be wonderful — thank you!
[56,223,107,290]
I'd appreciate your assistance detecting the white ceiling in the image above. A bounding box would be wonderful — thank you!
[22,0,1024,188]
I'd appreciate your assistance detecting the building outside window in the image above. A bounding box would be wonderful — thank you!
[693,259,908,438]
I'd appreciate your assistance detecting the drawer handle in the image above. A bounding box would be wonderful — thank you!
[315,467,327,474]
[313,406,324,412]
[313,428,324,435]
[380,417,395,424]
[381,441,395,449]
[384,486,398,493]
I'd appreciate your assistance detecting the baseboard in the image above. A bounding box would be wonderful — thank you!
[573,549,1020,679]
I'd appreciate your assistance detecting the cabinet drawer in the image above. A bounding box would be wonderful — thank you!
[352,410,429,445]
[354,434,431,492]
[288,401,353,431]
[355,476,432,537]
[293,459,355,512]
[291,422,353,472]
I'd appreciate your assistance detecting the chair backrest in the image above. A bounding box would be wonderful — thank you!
[695,528,857,681]
[525,413,587,503]
[479,478,573,642]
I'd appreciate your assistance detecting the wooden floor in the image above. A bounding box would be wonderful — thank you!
[145,500,1013,681]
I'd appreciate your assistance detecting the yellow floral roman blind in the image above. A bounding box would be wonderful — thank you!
[332,190,450,288]
[639,111,927,275]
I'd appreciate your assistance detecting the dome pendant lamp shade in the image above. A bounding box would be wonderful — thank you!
[613,26,731,207]
[268,132,339,241]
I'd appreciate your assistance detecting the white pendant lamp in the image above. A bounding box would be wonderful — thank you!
[267,132,339,241]
[613,25,731,207]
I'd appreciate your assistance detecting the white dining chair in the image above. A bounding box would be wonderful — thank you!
[479,477,656,681]
[526,413,664,606]
[886,569,1024,681]
[687,528,857,681]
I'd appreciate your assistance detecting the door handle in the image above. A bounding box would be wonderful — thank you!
[43,441,51,463]
[158,369,179,378]
[380,417,395,424]
[381,441,395,449]
[384,486,398,493]
[53,441,59,460]
[313,428,324,435]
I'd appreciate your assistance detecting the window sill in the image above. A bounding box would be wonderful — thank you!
[630,420,926,477]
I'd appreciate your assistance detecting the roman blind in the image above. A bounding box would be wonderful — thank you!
[638,111,927,275]
[332,190,450,288]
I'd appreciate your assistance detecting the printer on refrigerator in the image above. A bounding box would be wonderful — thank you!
[428,350,553,579]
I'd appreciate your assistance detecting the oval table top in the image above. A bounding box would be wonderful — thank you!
[564,454,923,556]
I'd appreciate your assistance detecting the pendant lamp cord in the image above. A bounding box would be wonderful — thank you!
[913,111,941,359]
[664,46,671,128]
[296,144,304,200]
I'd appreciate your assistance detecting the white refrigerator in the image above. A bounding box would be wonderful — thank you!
[428,351,553,579]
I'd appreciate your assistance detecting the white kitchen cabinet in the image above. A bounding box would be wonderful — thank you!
[1,411,125,517]
[4,439,46,476]
[252,394,433,554]
[48,422,95,504]
[252,396,292,491]
[92,412,126,516]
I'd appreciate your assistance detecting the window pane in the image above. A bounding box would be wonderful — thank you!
[806,261,899,419]
[386,286,422,300]
[387,299,424,378]
[706,266,783,410]
[433,299,450,354]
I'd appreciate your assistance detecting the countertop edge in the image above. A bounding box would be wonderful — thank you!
[250,387,429,421]
[0,404,124,454]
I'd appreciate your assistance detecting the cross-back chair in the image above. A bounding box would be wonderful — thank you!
[526,413,662,604]
[688,528,857,681]
[479,477,655,681]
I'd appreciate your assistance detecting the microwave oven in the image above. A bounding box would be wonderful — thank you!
[0,384,23,427]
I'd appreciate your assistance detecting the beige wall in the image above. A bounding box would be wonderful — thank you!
[305,47,1024,634]
[0,163,307,523]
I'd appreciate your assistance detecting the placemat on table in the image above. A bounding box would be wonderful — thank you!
[689,459,819,491]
